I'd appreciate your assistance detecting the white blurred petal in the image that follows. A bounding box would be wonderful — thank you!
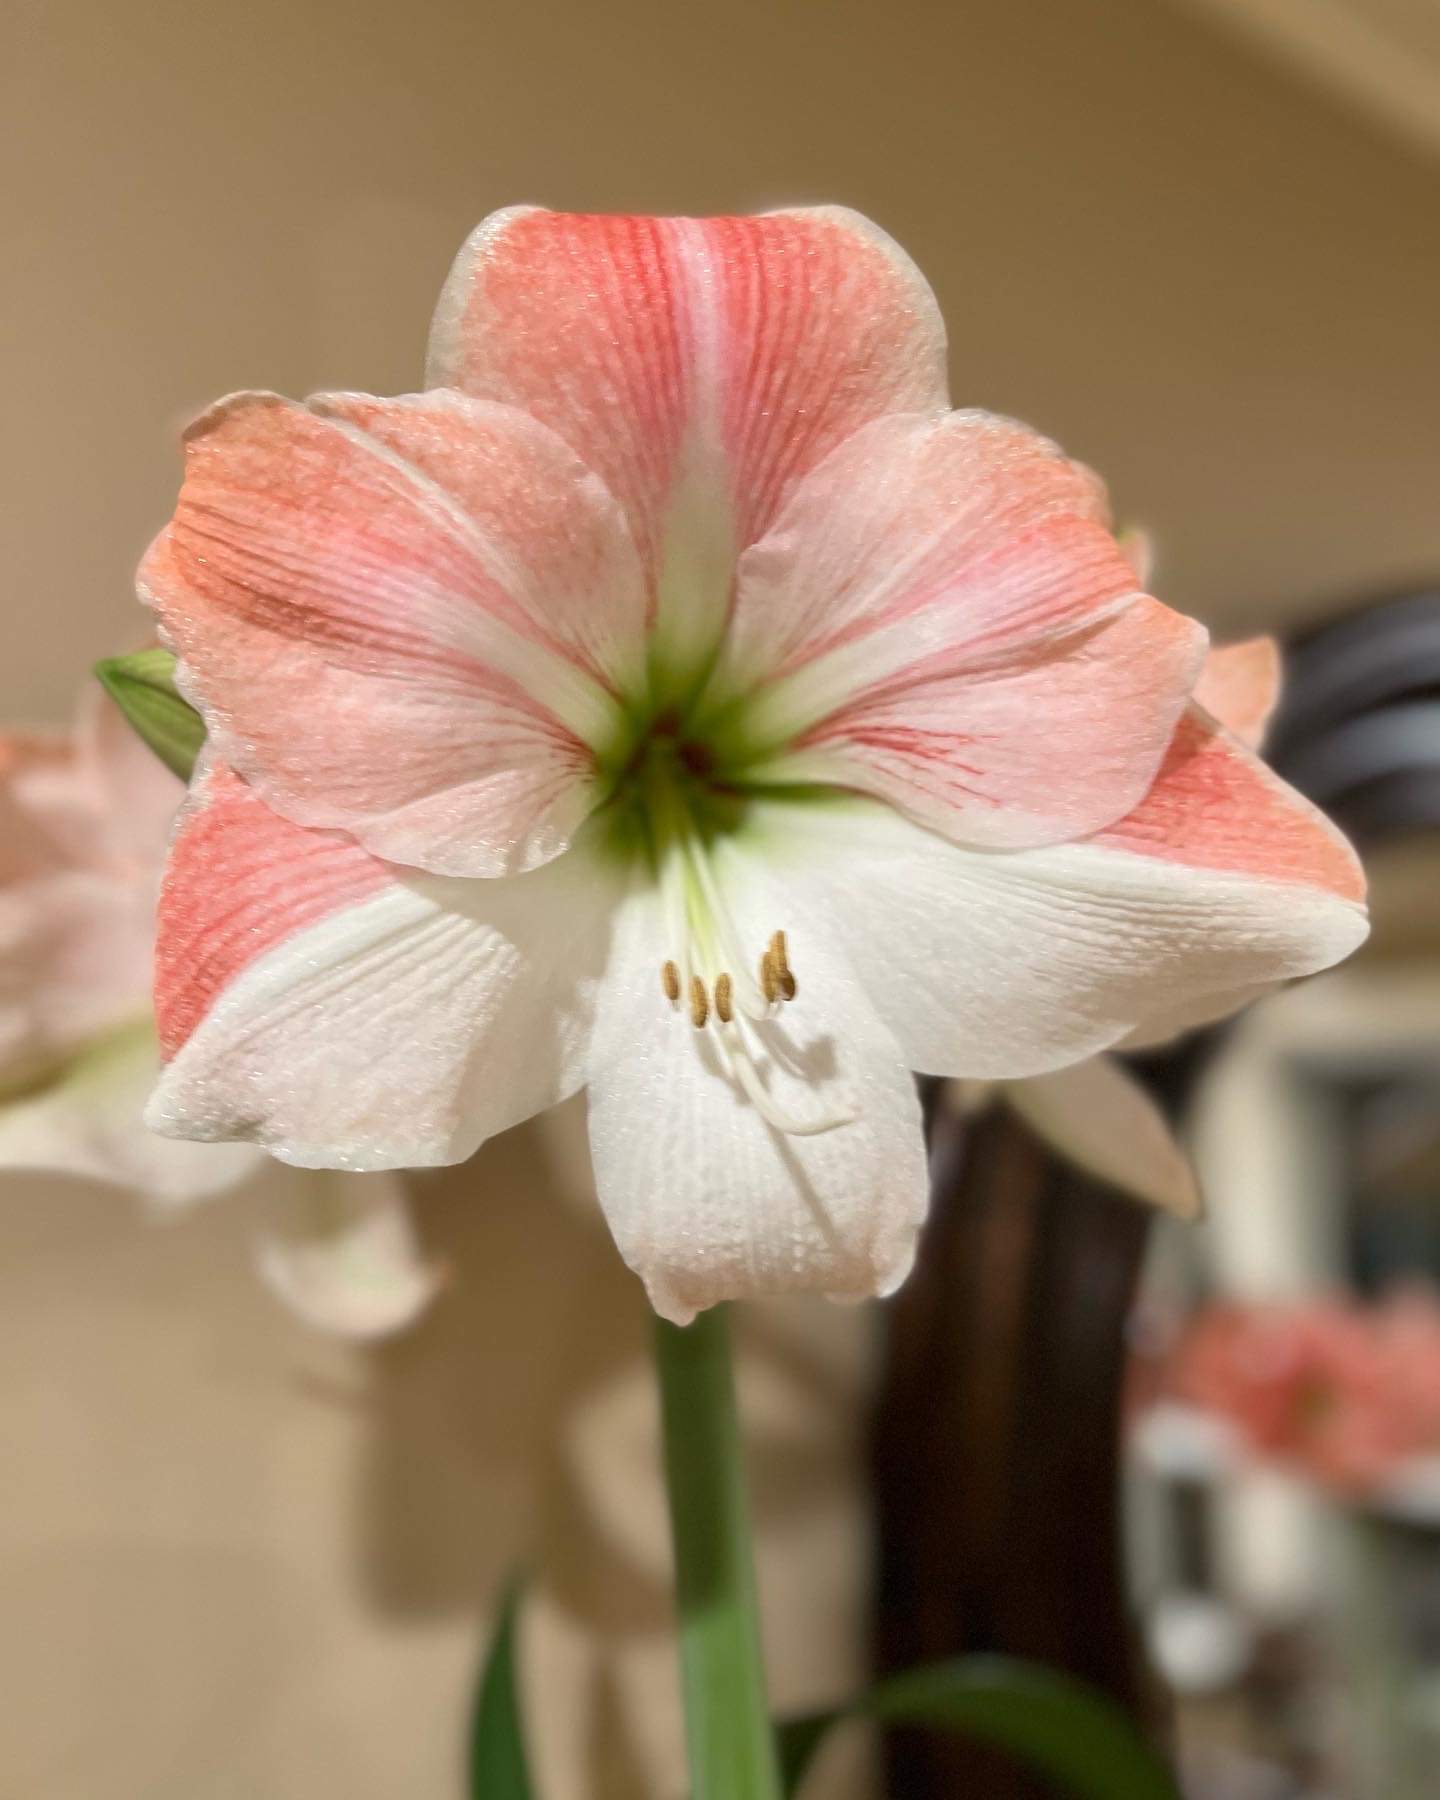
[1003,1054,1202,1218]
[255,1167,441,1340]
[0,1022,261,1204]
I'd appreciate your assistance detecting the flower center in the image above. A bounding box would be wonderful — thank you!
[598,714,852,1139]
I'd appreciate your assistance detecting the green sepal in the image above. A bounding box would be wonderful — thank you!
[94,648,206,782]
[468,1577,535,1799]
[778,1656,1179,1799]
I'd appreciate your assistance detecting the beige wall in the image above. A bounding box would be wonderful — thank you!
[6,0,1440,733]
[3,0,1438,1794]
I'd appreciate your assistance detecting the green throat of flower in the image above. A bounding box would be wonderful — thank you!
[591,685,853,1137]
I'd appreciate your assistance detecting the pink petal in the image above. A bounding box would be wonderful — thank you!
[149,760,619,1168]
[308,390,649,693]
[773,597,1204,848]
[0,871,154,1091]
[0,730,105,883]
[726,411,1122,693]
[78,685,185,871]
[1092,705,1364,903]
[1193,637,1283,751]
[141,390,642,876]
[722,411,1205,847]
[0,702,166,1092]
[427,207,949,592]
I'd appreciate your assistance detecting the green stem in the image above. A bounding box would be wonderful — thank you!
[654,1305,783,1799]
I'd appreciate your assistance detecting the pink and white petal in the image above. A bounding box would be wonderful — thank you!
[748,718,1365,1080]
[142,391,627,876]
[1090,707,1362,895]
[0,871,154,1089]
[764,596,1206,849]
[0,1021,261,1203]
[1194,638,1283,752]
[149,763,619,1169]
[427,207,949,652]
[255,1167,442,1340]
[724,411,1126,700]
[585,877,928,1326]
[1003,1056,1201,1218]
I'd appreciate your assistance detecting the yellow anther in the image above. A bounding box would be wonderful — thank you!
[761,931,797,1003]
[689,975,710,1029]
[661,960,681,1004]
[714,972,734,1024]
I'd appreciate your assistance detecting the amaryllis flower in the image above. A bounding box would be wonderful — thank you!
[0,685,436,1338]
[138,206,1367,1325]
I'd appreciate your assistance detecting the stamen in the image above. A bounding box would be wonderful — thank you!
[768,931,797,1001]
[714,972,734,1024]
[688,975,710,1029]
[661,960,681,1004]
[759,950,781,1005]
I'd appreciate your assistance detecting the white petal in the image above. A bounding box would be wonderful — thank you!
[1118,982,1275,1050]
[0,1024,262,1204]
[1002,1057,1201,1218]
[255,1166,441,1339]
[585,875,928,1325]
[747,795,1366,1081]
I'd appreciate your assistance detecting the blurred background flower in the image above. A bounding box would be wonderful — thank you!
[1147,1291,1440,1496]
[0,682,441,1340]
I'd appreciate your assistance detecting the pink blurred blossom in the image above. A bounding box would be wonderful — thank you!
[1165,1292,1440,1495]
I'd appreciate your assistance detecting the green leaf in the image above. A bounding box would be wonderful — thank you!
[778,1657,1179,1799]
[468,1578,535,1800]
[94,648,206,781]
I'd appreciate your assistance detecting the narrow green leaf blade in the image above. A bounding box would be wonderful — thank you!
[779,1657,1178,1799]
[94,648,205,781]
[468,1579,535,1800]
